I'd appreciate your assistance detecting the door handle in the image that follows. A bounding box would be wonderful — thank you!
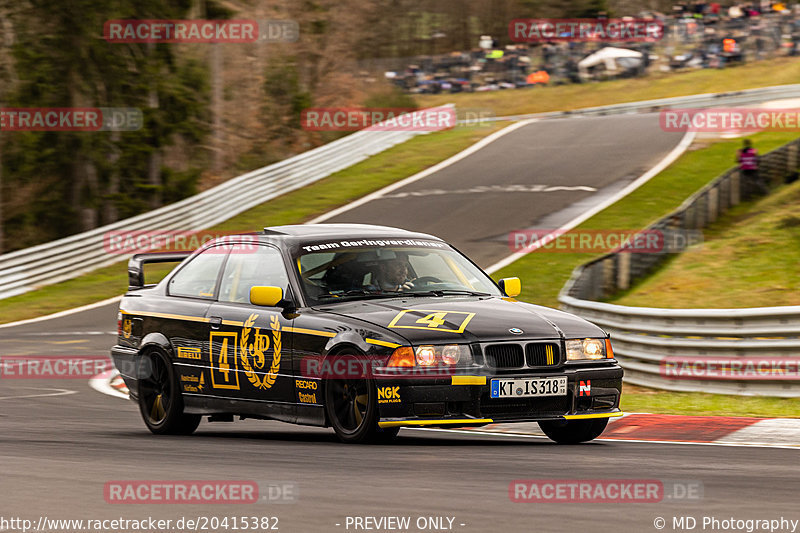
[209,316,222,330]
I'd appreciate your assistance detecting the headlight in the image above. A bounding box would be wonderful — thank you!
[565,338,609,361]
[388,345,474,367]
[416,345,437,366]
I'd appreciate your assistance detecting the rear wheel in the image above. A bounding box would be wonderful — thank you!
[325,377,399,444]
[137,349,201,435]
[538,418,608,444]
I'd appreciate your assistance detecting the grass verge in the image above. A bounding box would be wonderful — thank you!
[621,384,800,418]
[417,56,800,118]
[0,122,508,325]
[610,179,800,308]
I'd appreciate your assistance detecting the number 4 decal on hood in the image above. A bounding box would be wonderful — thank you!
[387,309,475,333]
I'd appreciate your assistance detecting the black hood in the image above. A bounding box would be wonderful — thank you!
[319,296,605,344]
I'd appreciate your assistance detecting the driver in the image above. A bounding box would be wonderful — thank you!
[373,259,415,292]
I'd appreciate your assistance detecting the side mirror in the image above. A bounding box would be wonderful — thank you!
[250,286,284,307]
[498,277,521,298]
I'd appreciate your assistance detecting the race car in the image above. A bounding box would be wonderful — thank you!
[111,224,623,444]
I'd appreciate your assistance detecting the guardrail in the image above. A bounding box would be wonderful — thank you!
[471,83,800,123]
[5,85,800,301]
[0,123,431,300]
[559,137,800,396]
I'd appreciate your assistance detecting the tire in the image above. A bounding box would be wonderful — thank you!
[538,418,609,444]
[324,376,398,444]
[137,349,201,435]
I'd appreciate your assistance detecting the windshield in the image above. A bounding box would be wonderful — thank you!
[296,244,503,305]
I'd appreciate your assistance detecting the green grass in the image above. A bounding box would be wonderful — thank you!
[610,179,800,308]
[622,384,800,418]
[417,56,800,118]
[0,122,508,325]
[492,132,800,309]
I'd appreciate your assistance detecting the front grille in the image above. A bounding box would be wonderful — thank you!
[479,395,569,419]
[484,344,524,369]
[525,342,560,367]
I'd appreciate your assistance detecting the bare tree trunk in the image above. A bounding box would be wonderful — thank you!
[82,159,99,230]
[0,0,17,254]
[103,130,120,224]
[211,42,223,173]
[146,41,162,209]
[0,130,4,254]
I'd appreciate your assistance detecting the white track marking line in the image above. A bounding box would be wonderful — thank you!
[89,370,129,400]
[306,119,538,224]
[0,295,122,329]
[715,418,800,447]
[410,427,800,450]
[0,387,78,400]
[485,129,696,274]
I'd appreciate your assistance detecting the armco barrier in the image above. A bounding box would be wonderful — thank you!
[559,137,800,396]
[4,85,800,300]
[0,119,434,299]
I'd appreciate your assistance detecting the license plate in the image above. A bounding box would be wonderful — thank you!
[490,376,567,398]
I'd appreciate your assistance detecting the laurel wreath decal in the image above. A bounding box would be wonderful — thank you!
[240,313,282,390]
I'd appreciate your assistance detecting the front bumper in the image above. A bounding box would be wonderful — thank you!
[373,364,623,428]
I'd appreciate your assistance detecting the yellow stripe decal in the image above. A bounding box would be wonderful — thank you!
[564,412,624,420]
[221,319,244,326]
[120,310,210,323]
[451,376,486,385]
[284,326,336,338]
[366,338,401,349]
[379,418,493,428]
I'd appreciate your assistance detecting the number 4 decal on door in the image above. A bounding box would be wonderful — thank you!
[210,332,240,390]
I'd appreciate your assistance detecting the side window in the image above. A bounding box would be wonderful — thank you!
[219,245,290,304]
[168,246,229,299]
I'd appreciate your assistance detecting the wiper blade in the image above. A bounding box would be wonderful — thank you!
[319,290,407,300]
[404,290,491,297]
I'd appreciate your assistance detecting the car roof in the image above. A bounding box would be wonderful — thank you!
[261,223,443,245]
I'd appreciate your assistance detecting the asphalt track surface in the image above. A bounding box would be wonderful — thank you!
[4,114,795,532]
[323,114,685,267]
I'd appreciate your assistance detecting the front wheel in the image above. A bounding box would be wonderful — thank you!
[137,349,201,435]
[538,418,608,444]
[325,377,398,444]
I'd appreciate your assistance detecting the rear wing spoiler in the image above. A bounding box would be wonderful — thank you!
[128,251,193,290]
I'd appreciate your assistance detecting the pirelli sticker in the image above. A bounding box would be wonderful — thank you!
[177,347,202,360]
[387,309,475,333]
